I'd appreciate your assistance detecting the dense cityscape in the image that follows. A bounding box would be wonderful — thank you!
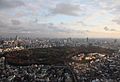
[0,36,120,82]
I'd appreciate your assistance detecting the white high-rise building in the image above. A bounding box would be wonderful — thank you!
[0,57,5,69]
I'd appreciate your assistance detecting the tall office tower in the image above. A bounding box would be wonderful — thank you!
[86,37,89,42]
[114,39,117,43]
[15,35,19,41]
[0,57,5,69]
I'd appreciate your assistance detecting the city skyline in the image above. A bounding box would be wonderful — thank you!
[0,0,120,38]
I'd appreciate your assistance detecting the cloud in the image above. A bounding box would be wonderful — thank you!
[1,0,119,38]
[11,20,21,25]
[0,18,87,38]
[51,3,81,16]
[104,26,109,31]
[112,19,120,25]
[77,21,86,26]
[94,0,120,14]
[0,20,6,27]
[110,29,116,31]
[77,21,90,26]
[104,26,116,31]
[0,19,23,33]
[99,1,120,26]
[0,0,24,9]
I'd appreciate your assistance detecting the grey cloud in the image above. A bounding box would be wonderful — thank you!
[76,21,96,27]
[11,20,21,25]
[0,20,6,27]
[22,23,49,32]
[47,23,67,32]
[77,21,89,26]
[112,6,120,13]
[0,19,87,38]
[104,26,109,31]
[95,0,120,14]
[34,19,38,23]
[85,30,90,32]
[108,5,120,15]
[47,23,84,33]
[112,19,120,25]
[0,0,24,9]
[22,23,86,35]
[51,22,87,33]
[20,23,62,33]
[51,3,81,16]
[0,19,23,32]
[110,29,116,31]
[104,26,116,31]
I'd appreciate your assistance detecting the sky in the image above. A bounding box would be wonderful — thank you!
[0,0,120,38]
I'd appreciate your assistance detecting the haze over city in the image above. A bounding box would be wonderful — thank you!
[0,0,120,38]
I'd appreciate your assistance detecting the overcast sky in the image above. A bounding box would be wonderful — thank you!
[0,0,120,38]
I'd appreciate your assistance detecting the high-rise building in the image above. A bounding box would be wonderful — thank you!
[86,37,89,42]
[114,39,117,43]
[0,57,5,69]
[15,36,19,41]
